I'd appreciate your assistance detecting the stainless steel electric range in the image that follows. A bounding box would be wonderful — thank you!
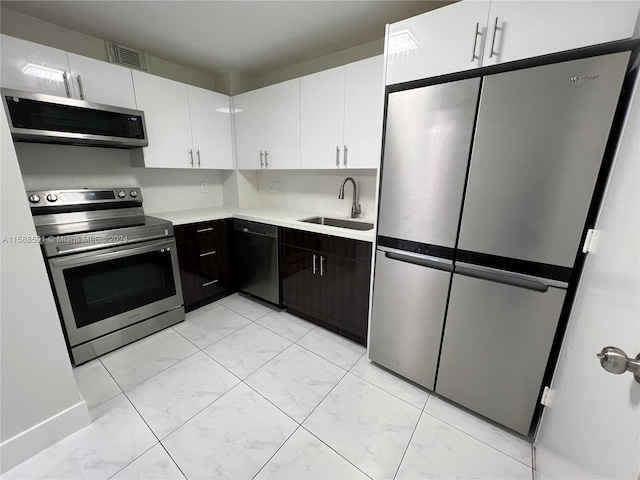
[28,187,184,365]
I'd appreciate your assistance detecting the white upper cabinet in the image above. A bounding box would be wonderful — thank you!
[301,56,383,169]
[187,85,234,169]
[234,88,266,169]
[66,53,136,109]
[1,34,75,97]
[343,55,384,169]
[300,66,346,169]
[482,1,640,66]
[386,1,491,85]
[234,79,300,170]
[386,0,640,84]
[132,70,193,169]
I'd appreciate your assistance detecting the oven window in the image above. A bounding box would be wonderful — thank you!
[64,249,176,328]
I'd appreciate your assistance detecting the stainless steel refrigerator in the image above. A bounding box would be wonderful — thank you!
[369,51,631,435]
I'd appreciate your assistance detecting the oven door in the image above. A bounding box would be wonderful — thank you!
[48,237,183,347]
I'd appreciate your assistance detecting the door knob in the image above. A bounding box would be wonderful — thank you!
[596,346,640,383]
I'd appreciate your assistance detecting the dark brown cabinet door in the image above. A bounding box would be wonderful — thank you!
[281,244,321,319]
[320,254,370,344]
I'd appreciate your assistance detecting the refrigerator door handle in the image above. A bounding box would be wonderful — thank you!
[454,262,569,292]
[379,246,453,272]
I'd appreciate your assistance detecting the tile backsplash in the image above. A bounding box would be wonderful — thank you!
[256,169,378,219]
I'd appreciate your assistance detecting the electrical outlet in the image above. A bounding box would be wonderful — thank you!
[269,181,278,193]
[200,182,208,194]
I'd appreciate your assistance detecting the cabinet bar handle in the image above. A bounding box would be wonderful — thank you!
[260,151,264,168]
[265,150,269,168]
[489,17,499,59]
[76,74,85,100]
[196,149,201,167]
[189,149,194,167]
[343,145,348,168]
[336,146,340,167]
[312,254,317,275]
[471,22,480,62]
[196,227,214,233]
[62,72,72,98]
[320,255,325,276]
[202,279,219,287]
[199,250,216,257]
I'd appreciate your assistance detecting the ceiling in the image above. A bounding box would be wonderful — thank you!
[2,1,453,78]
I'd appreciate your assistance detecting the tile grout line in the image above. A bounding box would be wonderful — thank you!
[420,409,534,469]
[250,424,304,480]
[392,408,424,480]
[105,442,160,480]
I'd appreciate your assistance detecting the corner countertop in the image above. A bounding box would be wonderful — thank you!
[148,206,375,242]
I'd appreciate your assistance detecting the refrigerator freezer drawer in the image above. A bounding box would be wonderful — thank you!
[378,77,480,248]
[369,249,451,390]
[458,52,630,268]
[436,274,566,435]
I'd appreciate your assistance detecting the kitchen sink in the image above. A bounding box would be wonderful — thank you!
[299,216,374,231]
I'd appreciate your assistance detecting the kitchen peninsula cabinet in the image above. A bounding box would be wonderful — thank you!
[280,228,372,345]
[174,219,234,311]
[386,0,640,85]
[131,70,233,169]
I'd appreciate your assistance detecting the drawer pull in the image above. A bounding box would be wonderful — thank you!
[196,227,214,233]
[199,250,216,257]
[202,279,219,287]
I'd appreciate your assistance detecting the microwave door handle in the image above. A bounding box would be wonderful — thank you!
[50,238,174,268]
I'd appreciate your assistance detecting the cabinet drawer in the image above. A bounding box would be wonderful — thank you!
[179,266,228,306]
[174,219,228,243]
[177,240,222,271]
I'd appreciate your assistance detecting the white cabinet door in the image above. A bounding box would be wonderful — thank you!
[483,1,640,66]
[132,70,192,169]
[385,1,490,85]
[263,79,300,169]
[1,34,74,98]
[234,89,265,170]
[67,53,136,109]
[343,55,384,169]
[300,66,346,169]
[187,85,234,169]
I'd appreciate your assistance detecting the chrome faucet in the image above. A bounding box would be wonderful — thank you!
[338,177,361,218]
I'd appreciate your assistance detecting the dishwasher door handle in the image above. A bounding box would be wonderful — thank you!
[240,227,277,239]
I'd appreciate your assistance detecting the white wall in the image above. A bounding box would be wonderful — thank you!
[256,169,377,219]
[534,73,640,478]
[0,111,91,474]
[14,143,224,214]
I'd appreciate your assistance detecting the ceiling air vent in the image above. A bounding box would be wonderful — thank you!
[106,41,149,72]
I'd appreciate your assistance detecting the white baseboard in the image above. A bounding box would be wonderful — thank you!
[0,400,91,474]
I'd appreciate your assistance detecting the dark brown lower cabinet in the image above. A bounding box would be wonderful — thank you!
[175,219,234,311]
[280,228,372,345]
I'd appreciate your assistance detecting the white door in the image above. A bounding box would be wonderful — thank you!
[483,1,640,66]
[343,55,384,169]
[385,1,490,85]
[132,70,192,169]
[300,66,345,169]
[187,85,234,170]
[1,34,74,98]
[535,75,640,479]
[262,78,300,169]
[67,53,136,109]
[234,88,265,170]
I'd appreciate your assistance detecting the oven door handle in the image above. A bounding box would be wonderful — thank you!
[49,238,175,268]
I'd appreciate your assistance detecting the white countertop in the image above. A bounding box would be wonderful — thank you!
[149,206,375,242]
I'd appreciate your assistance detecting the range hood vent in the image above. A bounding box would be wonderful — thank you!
[106,41,149,72]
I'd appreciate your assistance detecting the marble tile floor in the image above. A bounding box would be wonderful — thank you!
[3,292,535,480]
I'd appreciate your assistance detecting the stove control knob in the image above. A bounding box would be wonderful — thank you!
[28,194,41,203]
[129,190,138,198]
[118,190,126,198]
[46,194,58,202]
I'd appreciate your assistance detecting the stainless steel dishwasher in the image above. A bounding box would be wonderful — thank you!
[233,219,280,305]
